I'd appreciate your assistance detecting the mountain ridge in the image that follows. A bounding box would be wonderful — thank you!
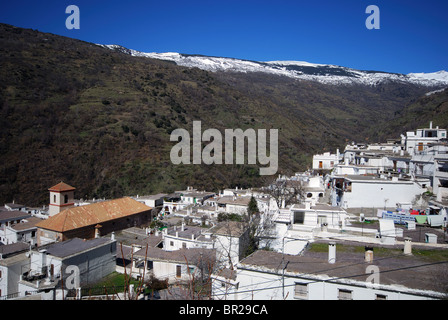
[100,44,448,87]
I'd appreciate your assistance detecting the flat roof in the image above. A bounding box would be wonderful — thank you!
[239,247,448,295]
[44,237,113,258]
[217,196,251,206]
[0,210,31,222]
[0,242,30,257]
[134,247,216,265]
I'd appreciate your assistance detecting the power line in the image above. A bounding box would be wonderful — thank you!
[211,259,448,298]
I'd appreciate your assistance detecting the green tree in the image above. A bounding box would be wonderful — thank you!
[247,196,259,216]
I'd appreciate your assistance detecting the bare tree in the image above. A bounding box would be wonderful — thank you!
[263,176,305,208]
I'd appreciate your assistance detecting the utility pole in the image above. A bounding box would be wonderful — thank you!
[282,260,289,299]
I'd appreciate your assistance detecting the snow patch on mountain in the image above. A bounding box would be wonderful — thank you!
[99,44,448,87]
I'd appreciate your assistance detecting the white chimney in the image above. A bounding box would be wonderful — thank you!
[181,223,185,231]
[328,242,336,264]
[430,121,433,129]
[39,249,47,270]
[365,246,373,263]
[404,237,412,255]
[111,232,115,241]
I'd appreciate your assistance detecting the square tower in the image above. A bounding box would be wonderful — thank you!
[48,181,75,217]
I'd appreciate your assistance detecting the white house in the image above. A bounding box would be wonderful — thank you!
[0,242,30,298]
[433,153,448,200]
[289,203,348,232]
[180,190,216,205]
[331,175,429,209]
[216,196,251,215]
[402,122,447,156]
[18,237,117,299]
[212,221,250,269]
[213,247,447,300]
[3,217,42,247]
[332,163,380,176]
[133,193,168,208]
[162,224,214,252]
[312,149,341,170]
[134,247,216,285]
[0,210,32,245]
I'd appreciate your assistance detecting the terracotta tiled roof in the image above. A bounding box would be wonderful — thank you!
[48,181,76,192]
[36,197,151,232]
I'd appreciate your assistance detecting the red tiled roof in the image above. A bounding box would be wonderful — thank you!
[36,197,151,232]
[48,182,76,192]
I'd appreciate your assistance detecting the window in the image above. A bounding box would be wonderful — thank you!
[375,294,387,300]
[182,242,187,249]
[294,283,308,299]
[64,194,68,204]
[176,265,182,278]
[293,211,305,224]
[170,241,174,247]
[53,195,56,203]
[338,289,353,300]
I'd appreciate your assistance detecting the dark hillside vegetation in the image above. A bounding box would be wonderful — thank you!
[0,23,443,205]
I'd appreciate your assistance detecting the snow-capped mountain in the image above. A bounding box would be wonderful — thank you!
[100,44,448,87]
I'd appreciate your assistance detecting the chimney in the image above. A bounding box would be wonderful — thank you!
[111,232,115,241]
[430,121,433,129]
[305,201,311,210]
[365,246,374,263]
[404,237,412,255]
[39,249,47,270]
[328,242,336,264]
[181,223,185,231]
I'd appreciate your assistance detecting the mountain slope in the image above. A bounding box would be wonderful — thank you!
[0,23,445,206]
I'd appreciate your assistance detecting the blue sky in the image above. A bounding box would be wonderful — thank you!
[1,0,447,74]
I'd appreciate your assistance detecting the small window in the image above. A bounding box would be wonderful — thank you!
[307,193,312,198]
[294,283,308,299]
[53,195,56,203]
[338,289,352,300]
[64,194,68,204]
[182,242,187,249]
[375,294,387,300]
[176,265,181,277]
[170,241,174,247]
